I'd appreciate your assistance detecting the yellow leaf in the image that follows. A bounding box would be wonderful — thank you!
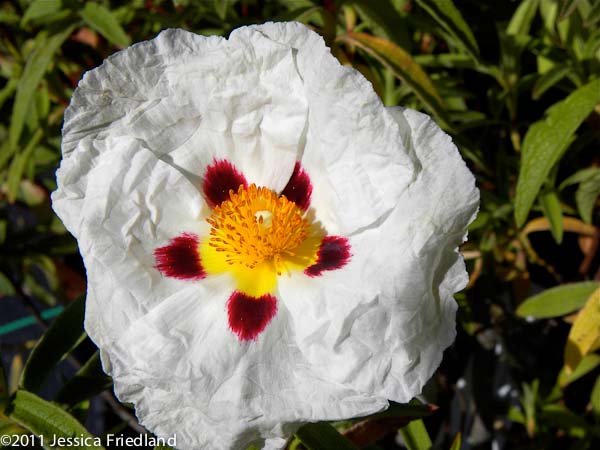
[564,287,600,373]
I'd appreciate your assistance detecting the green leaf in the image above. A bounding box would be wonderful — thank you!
[214,0,228,20]
[295,423,359,450]
[558,353,600,388]
[399,419,432,450]
[540,191,563,243]
[0,272,16,297]
[576,171,600,223]
[542,404,590,433]
[449,433,461,450]
[6,128,43,203]
[9,26,73,151]
[591,375,600,420]
[80,2,131,48]
[517,281,600,318]
[559,167,600,190]
[344,0,411,49]
[337,32,448,127]
[414,0,479,59]
[20,297,86,393]
[55,352,112,405]
[21,0,62,26]
[508,0,539,36]
[366,401,436,420]
[514,79,600,227]
[532,65,572,100]
[4,390,105,450]
[584,0,600,27]
[0,352,7,402]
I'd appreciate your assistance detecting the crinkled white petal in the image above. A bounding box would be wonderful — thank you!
[279,106,479,402]
[52,21,478,450]
[241,22,416,234]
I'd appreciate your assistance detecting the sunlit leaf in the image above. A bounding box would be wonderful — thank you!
[507,0,539,36]
[8,356,22,396]
[4,390,104,450]
[9,26,73,151]
[449,432,461,450]
[344,0,411,49]
[21,0,62,26]
[80,2,130,48]
[20,297,86,393]
[517,281,600,318]
[399,419,432,450]
[514,79,600,227]
[558,353,600,388]
[414,0,479,59]
[564,287,600,373]
[336,32,448,126]
[296,422,360,450]
[558,167,600,190]
[540,191,563,243]
[6,129,43,203]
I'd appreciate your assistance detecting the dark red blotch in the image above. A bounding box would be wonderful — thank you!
[154,233,206,280]
[281,162,312,211]
[202,159,247,208]
[305,236,351,277]
[227,291,277,341]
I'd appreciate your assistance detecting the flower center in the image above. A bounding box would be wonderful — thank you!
[205,184,312,275]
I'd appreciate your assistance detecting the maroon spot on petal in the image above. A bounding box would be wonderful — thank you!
[202,159,247,208]
[281,162,312,211]
[154,233,206,280]
[305,236,351,277]
[227,291,277,341]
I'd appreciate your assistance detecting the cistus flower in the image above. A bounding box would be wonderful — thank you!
[52,22,479,450]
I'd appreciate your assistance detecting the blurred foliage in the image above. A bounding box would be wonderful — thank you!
[0,0,599,449]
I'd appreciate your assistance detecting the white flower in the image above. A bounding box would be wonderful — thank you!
[52,22,479,450]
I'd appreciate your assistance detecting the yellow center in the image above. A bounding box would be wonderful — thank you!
[200,184,322,297]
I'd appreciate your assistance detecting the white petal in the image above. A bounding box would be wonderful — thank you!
[60,28,306,195]
[105,291,387,450]
[245,22,416,234]
[279,106,479,402]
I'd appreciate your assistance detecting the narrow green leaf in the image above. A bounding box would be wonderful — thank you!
[344,0,411,49]
[507,0,540,36]
[20,297,86,392]
[542,404,590,432]
[514,79,600,227]
[366,401,436,420]
[9,26,73,151]
[21,0,62,26]
[591,375,600,420]
[559,167,600,190]
[559,0,580,19]
[0,272,16,297]
[80,2,130,48]
[6,128,43,203]
[295,423,359,450]
[337,32,448,126]
[517,281,600,318]
[540,191,563,243]
[4,390,104,450]
[55,352,112,405]
[0,352,7,401]
[214,0,228,20]
[584,0,600,27]
[414,0,479,59]
[449,432,461,450]
[399,419,432,450]
[532,65,572,100]
[558,354,600,388]
[576,171,600,223]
